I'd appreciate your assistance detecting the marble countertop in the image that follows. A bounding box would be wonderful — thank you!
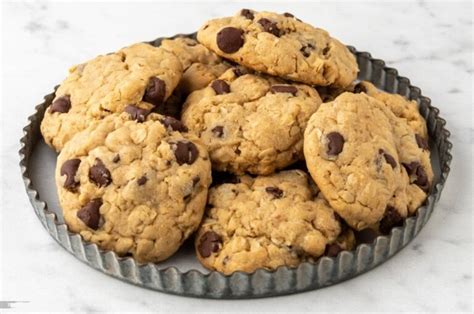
[1,1,472,312]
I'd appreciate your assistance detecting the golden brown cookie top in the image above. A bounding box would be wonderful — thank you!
[195,170,341,274]
[182,67,322,175]
[56,112,211,263]
[197,9,358,87]
[304,92,433,230]
[41,43,183,151]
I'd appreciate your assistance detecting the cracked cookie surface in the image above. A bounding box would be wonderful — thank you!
[197,9,358,87]
[181,68,322,175]
[41,43,183,151]
[195,170,341,274]
[56,112,211,263]
[353,81,429,139]
[161,37,230,95]
[304,92,433,230]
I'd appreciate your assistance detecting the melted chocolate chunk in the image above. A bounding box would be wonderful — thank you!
[216,27,244,53]
[197,231,222,257]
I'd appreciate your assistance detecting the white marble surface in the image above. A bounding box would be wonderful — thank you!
[1,0,473,312]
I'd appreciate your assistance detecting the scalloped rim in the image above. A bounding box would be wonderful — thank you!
[19,35,453,299]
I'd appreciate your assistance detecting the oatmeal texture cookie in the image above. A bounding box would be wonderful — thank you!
[56,112,211,263]
[41,43,183,151]
[195,170,341,274]
[182,68,322,175]
[161,37,230,95]
[197,9,358,87]
[304,92,433,231]
[353,81,429,139]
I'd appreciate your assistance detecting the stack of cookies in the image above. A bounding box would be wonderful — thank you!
[40,9,433,274]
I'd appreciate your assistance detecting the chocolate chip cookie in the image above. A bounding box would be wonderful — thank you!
[181,68,322,175]
[197,9,358,87]
[195,170,341,274]
[304,92,433,230]
[56,112,211,263]
[41,43,183,151]
[161,37,230,95]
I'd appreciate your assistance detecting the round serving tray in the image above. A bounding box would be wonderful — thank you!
[19,33,452,299]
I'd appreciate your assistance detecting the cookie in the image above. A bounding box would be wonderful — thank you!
[197,9,358,87]
[56,112,211,263]
[352,81,431,217]
[195,170,341,274]
[181,68,322,175]
[304,92,433,230]
[161,37,230,95]
[41,43,183,151]
[353,81,429,139]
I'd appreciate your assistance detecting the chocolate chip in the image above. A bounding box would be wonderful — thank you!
[211,80,230,95]
[379,206,404,235]
[197,231,222,257]
[124,105,150,122]
[257,18,280,37]
[415,134,429,150]
[192,176,200,187]
[232,66,249,77]
[414,166,429,191]
[60,159,81,191]
[112,154,120,163]
[353,83,367,94]
[270,85,298,95]
[325,243,343,257]
[212,126,224,137]
[77,198,102,230]
[137,175,147,186]
[160,116,187,132]
[240,8,254,20]
[402,161,419,175]
[173,141,199,165]
[143,77,166,106]
[233,68,243,77]
[89,158,112,187]
[326,132,344,156]
[384,154,397,169]
[300,44,314,57]
[183,194,192,204]
[402,161,429,191]
[216,27,244,53]
[355,228,378,244]
[265,186,283,198]
[322,46,330,56]
[283,12,302,22]
[49,95,71,113]
[379,149,397,169]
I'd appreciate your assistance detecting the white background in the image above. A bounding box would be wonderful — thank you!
[1,0,473,312]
